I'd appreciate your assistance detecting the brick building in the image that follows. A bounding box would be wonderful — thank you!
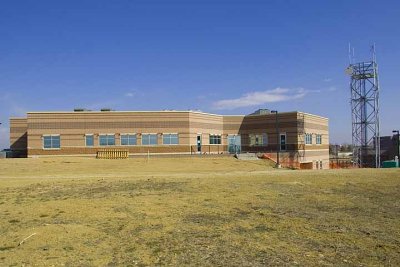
[10,109,329,169]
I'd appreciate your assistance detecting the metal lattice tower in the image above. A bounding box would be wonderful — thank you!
[346,46,380,168]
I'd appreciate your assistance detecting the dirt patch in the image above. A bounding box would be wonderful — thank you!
[0,158,399,266]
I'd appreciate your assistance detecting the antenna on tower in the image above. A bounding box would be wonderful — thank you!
[348,43,356,64]
[348,43,352,64]
[371,43,377,62]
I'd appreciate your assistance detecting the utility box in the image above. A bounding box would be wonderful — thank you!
[382,160,399,168]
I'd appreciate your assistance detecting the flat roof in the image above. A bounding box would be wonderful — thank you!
[27,110,225,115]
[23,110,327,120]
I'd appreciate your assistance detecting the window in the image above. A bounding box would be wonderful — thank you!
[43,135,60,149]
[316,134,322,145]
[305,133,312,144]
[121,134,137,146]
[249,134,267,146]
[99,134,115,146]
[263,133,268,145]
[85,135,94,147]
[142,134,157,145]
[209,134,221,145]
[163,134,179,145]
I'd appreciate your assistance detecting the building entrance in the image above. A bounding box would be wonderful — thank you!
[228,135,241,154]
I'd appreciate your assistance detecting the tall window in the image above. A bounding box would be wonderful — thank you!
[209,134,221,144]
[316,134,322,145]
[99,134,115,146]
[121,134,137,146]
[43,135,60,149]
[305,133,312,144]
[163,134,179,145]
[85,134,94,147]
[142,134,157,145]
[249,134,267,146]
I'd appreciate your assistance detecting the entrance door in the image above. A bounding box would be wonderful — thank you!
[280,133,286,151]
[228,135,241,154]
[196,134,202,152]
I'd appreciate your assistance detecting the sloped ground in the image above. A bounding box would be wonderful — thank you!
[0,157,399,266]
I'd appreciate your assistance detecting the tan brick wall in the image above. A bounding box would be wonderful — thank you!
[27,111,192,151]
[12,110,329,168]
[28,145,192,156]
[298,112,329,169]
[189,112,224,145]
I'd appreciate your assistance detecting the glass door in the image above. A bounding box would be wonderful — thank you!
[228,135,241,154]
[197,134,202,152]
[280,133,286,151]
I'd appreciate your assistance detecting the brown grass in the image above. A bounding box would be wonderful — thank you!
[0,157,399,266]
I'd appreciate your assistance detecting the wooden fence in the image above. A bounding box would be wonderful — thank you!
[329,157,354,169]
[96,149,129,159]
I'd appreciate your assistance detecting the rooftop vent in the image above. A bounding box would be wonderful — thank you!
[74,108,90,112]
[248,109,271,116]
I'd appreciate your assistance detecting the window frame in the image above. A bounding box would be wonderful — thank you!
[249,133,267,146]
[99,133,116,146]
[316,134,322,145]
[85,134,94,147]
[305,133,313,145]
[42,134,61,150]
[162,133,179,145]
[142,133,158,146]
[209,134,222,145]
[120,133,137,146]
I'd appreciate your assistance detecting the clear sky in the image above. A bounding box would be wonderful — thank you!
[1,0,400,149]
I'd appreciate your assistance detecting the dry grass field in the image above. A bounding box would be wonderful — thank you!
[0,157,399,266]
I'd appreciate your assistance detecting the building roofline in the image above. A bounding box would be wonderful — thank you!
[24,110,328,119]
[26,110,229,116]
[297,111,329,121]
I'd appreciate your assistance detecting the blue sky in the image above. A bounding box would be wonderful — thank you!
[1,0,400,148]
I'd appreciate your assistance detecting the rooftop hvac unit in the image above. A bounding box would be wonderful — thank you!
[74,108,88,112]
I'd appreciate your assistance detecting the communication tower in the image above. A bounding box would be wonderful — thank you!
[345,45,380,168]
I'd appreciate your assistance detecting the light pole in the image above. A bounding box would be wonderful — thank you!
[392,130,399,166]
[271,110,280,168]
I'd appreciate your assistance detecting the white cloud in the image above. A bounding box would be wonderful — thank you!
[323,78,332,82]
[125,89,146,98]
[213,87,307,110]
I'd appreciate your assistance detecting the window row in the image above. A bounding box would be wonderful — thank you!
[43,134,180,149]
[305,133,322,145]
[43,133,298,149]
[88,134,179,147]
